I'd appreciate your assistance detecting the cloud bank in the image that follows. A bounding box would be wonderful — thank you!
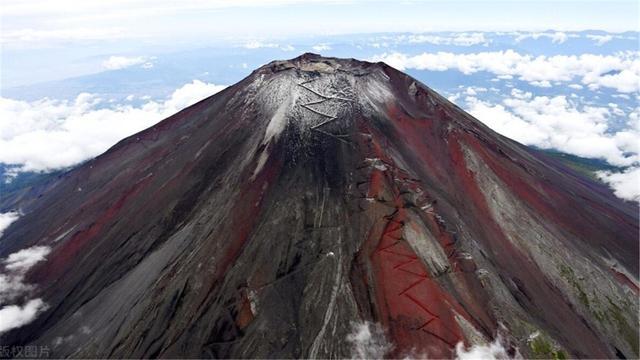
[243,41,295,51]
[465,89,639,167]
[0,212,20,238]
[514,31,573,44]
[459,89,639,201]
[0,245,52,334]
[586,34,614,46]
[0,299,48,334]
[102,56,150,70]
[344,321,519,359]
[372,50,640,93]
[401,32,490,46]
[312,43,332,52]
[0,80,226,172]
[597,167,640,201]
[4,246,51,272]
[0,245,51,304]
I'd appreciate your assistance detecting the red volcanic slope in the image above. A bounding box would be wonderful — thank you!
[0,54,637,359]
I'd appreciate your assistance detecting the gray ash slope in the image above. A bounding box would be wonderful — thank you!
[0,53,638,359]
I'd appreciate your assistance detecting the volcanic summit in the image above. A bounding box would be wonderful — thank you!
[0,53,638,359]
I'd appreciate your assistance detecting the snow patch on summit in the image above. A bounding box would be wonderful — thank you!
[252,92,294,180]
[357,70,394,117]
[262,94,293,145]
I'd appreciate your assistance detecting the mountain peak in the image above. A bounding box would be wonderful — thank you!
[259,52,382,75]
[1,56,637,359]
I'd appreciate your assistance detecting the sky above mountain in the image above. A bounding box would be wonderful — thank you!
[2,0,637,43]
[0,1,638,200]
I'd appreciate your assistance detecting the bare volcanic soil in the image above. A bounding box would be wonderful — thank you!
[0,54,638,359]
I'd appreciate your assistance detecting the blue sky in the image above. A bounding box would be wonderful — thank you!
[2,1,638,45]
[2,0,638,87]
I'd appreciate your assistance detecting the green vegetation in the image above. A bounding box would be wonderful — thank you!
[0,164,66,207]
[557,263,638,357]
[529,333,568,360]
[537,149,624,181]
[606,297,639,356]
[589,293,608,323]
[559,264,590,308]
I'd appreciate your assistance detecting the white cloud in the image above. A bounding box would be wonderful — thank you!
[312,43,331,52]
[243,40,279,49]
[612,94,630,100]
[462,92,640,200]
[464,86,486,96]
[102,56,148,70]
[347,321,393,359]
[530,80,552,88]
[514,31,572,44]
[344,321,520,359]
[0,273,33,304]
[465,96,549,147]
[590,66,640,93]
[608,103,625,116]
[0,244,53,333]
[0,80,226,172]
[586,34,613,46]
[369,42,389,48]
[0,299,47,334]
[371,50,640,93]
[243,41,294,51]
[1,27,126,44]
[598,167,640,201]
[451,33,490,46]
[448,94,461,103]
[402,32,490,46]
[4,246,51,272]
[0,212,20,238]
[465,92,639,167]
[162,80,226,110]
[1,246,50,303]
[454,338,512,360]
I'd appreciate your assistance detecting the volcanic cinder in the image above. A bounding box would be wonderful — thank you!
[0,54,638,359]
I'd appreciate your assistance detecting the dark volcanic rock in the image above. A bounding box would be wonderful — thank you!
[0,53,638,359]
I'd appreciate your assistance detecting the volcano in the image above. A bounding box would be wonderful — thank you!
[0,54,638,359]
